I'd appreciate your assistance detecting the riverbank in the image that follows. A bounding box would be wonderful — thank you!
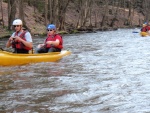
[0,1,143,39]
[1,25,138,39]
[0,26,11,38]
[0,27,116,38]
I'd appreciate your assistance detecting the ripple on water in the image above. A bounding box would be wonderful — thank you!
[1,29,150,112]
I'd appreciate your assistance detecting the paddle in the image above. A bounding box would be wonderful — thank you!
[0,48,4,51]
[0,47,34,54]
[132,31,139,33]
[0,47,12,52]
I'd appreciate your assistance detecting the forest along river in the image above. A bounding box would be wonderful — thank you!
[1,29,150,113]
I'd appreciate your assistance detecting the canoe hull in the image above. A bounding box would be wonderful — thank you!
[0,50,71,66]
[140,32,148,37]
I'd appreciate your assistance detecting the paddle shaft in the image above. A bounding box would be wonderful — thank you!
[0,48,3,51]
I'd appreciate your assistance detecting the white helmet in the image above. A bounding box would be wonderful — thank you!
[12,19,22,25]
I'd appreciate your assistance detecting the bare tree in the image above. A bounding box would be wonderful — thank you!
[82,0,93,27]
[2,0,150,32]
[76,0,83,28]
[18,0,24,22]
[143,0,150,22]
[101,0,109,27]
[8,0,17,30]
[57,0,70,30]
[48,0,57,24]
[0,0,4,27]
[76,0,93,28]
[110,0,119,27]
[48,0,52,23]
[48,0,59,25]
[45,0,48,25]
[94,7,98,28]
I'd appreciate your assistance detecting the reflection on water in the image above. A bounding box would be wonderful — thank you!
[1,29,150,112]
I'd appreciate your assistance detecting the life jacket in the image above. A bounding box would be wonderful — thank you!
[141,26,149,32]
[12,31,32,50]
[45,34,63,49]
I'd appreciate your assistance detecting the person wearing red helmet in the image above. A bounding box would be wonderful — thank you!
[35,24,63,53]
[6,19,33,53]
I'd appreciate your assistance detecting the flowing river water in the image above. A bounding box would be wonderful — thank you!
[1,29,150,113]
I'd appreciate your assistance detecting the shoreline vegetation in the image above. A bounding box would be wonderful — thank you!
[0,26,139,39]
[0,0,147,38]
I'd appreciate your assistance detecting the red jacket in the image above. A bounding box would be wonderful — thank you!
[141,26,150,32]
[45,34,63,49]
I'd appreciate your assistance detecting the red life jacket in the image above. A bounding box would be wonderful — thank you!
[141,26,149,32]
[12,31,32,50]
[45,34,63,49]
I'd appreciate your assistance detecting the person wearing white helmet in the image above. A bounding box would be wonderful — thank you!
[35,24,63,53]
[6,19,33,53]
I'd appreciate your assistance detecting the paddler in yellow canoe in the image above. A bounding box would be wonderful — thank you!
[35,24,63,53]
[6,19,33,53]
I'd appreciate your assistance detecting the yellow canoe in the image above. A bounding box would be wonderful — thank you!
[0,50,71,66]
[140,32,148,37]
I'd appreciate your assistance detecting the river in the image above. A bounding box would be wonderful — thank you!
[1,28,150,113]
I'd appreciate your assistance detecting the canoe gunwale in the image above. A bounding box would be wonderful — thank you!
[0,50,71,66]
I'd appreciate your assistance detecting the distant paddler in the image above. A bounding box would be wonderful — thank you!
[140,22,150,37]
[140,22,148,37]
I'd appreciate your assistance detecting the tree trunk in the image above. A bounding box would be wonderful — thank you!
[123,0,126,19]
[0,0,4,27]
[110,0,119,27]
[94,11,97,28]
[54,0,59,27]
[77,0,92,27]
[127,0,133,26]
[18,0,31,31]
[101,0,109,27]
[89,5,92,27]
[82,0,89,27]
[48,0,52,23]
[82,0,92,27]
[78,0,83,28]
[144,0,150,22]
[45,0,48,25]
[58,0,70,30]
[18,0,24,21]
[8,0,17,30]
